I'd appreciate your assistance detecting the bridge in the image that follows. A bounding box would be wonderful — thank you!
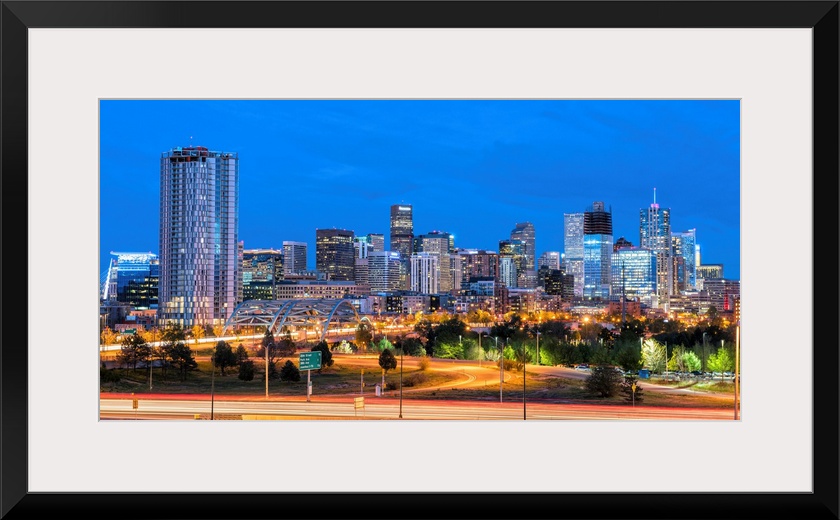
[222,298,363,342]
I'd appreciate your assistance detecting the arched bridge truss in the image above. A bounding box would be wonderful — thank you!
[222,299,362,342]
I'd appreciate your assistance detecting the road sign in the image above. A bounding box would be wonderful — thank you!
[299,351,322,371]
[354,396,364,409]
[123,328,137,335]
[132,393,138,409]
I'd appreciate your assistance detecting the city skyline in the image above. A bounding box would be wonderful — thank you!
[100,100,740,281]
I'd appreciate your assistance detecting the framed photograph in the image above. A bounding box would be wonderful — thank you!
[3,1,837,519]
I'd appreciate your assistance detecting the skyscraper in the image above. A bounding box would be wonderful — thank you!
[538,251,562,271]
[316,229,355,281]
[583,201,613,298]
[410,252,440,294]
[367,233,385,253]
[671,229,697,290]
[563,213,585,297]
[368,251,402,292]
[510,222,535,271]
[390,204,413,289]
[414,231,456,292]
[640,189,673,309]
[611,247,657,307]
[282,241,308,276]
[158,146,238,328]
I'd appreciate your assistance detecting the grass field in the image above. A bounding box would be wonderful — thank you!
[101,354,734,409]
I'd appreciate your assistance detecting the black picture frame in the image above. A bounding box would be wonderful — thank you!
[2,1,837,519]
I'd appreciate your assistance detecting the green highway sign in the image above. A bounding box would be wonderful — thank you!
[299,351,322,371]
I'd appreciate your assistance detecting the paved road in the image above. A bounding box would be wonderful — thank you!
[101,395,733,421]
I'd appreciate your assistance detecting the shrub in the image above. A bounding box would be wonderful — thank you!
[585,365,623,397]
[238,360,255,381]
[418,356,430,371]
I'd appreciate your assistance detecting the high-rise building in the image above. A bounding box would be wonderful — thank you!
[103,252,159,309]
[563,213,585,297]
[354,236,372,259]
[457,249,500,286]
[640,189,672,309]
[499,256,517,288]
[510,222,535,271]
[583,201,613,299]
[672,229,697,291]
[414,231,456,292]
[282,241,307,276]
[611,247,657,306]
[241,249,283,300]
[367,233,385,253]
[158,146,238,328]
[499,239,525,287]
[390,204,413,288]
[316,229,355,281]
[410,252,440,294]
[368,251,402,292]
[538,251,562,271]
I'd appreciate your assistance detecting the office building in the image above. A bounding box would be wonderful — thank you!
[282,241,307,277]
[672,229,697,290]
[640,189,673,309]
[390,204,414,289]
[611,247,657,306]
[316,228,355,281]
[583,201,613,299]
[368,251,403,292]
[102,252,159,309]
[564,213,585,297]
[241,249,283,300]
[158,146,238,328]
[410,252,440,294]
[510,222,535,271]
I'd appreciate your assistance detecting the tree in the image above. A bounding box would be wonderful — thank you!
[153,343,174,381]
[238,360,255,381]
[400,337,426,357]
[310,341,334,371]
[279,360,301,382]
[707,346,734,379]
[378,348,398,373]
[585,365,623,397]
[170,343,198,381]
[641,338,666,374]
[355,321,373,350]
[191,324,206,347]
[682,350,702,372]
[213,340,237,376]
[620,375,644,403]
[212,324,226,339]
[117,333,150,371]
[100,327,118,346]
[276,330,297,358]
[235,344,249,365]
[613,339,642,372]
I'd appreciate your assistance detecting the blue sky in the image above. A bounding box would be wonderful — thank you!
[100,99,740,280]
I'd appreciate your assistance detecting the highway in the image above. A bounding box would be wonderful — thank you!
[101,395,732,421]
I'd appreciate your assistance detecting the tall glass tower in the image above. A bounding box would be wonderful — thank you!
[563,213,585,297]
[510,222,536,272]
[671,229,697,290]
[583,201,613,299]
[390,204,413,289]
[158,146,239,328]
[640,189,673,309]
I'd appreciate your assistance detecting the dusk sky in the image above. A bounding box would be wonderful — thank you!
[99,99,740,281]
